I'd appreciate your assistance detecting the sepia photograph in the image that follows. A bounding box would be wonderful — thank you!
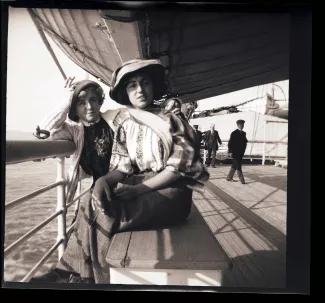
[2,1,310,293]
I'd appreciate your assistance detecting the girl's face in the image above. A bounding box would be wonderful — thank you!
[125,73,154,109]
[76,88,102,123]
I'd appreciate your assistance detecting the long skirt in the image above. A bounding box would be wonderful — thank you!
[56,171,193,284]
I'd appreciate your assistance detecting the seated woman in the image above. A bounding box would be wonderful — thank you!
[31,59,209,284]
[35,79,118,211]
[30,80,117,283]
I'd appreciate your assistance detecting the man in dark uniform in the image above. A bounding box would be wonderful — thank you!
[193,125,203,152]
[227,119,248,184]
[204,123,222,168]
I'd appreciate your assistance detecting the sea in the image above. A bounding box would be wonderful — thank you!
[4,158,92,282]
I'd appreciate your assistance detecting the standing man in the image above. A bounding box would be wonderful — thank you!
[227,119,248,184]
[193,125,203,152]
[205,123,222,168]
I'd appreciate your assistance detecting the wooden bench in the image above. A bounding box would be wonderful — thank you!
[106,204,232,286]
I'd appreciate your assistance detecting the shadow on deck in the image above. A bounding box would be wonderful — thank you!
[193,164,287,288]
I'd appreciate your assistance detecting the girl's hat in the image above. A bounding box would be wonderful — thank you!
[109,59,168,106]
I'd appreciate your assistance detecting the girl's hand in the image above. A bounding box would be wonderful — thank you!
[91,195,106,214]
[63,76,80,105]
[114,184,142,201]
[171,108,181,116]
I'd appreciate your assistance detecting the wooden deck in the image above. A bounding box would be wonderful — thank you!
[193,164,287,288]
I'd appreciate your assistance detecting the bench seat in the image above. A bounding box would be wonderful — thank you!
[106,204,232,286]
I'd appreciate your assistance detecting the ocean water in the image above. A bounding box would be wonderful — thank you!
[4,158,92,282]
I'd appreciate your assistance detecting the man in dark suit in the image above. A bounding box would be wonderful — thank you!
[193,125,203,152]
[204,123,222,168]
[227,119,248,184]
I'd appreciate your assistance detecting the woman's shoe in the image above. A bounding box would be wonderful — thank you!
[29,268,72,283]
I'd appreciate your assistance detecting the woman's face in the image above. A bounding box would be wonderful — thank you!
[76,88,102,123]
[125,73,154,109]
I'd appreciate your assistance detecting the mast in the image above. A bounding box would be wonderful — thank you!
[27,8,67,81]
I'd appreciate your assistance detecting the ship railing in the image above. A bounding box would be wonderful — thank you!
[200,139,288,164]
[5,140,91,282]
[4,138,287,282]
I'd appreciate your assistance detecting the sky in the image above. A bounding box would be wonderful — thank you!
[6,7,289,133]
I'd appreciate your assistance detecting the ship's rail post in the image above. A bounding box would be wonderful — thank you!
[56,157,67,259]
[4,139,94,281]
[262,121,267,165]
[263,120,288,166]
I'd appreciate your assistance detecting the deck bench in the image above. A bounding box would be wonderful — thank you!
[106,204,232,286]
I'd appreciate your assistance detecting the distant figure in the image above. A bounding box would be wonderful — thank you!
[193,125,203,155]
[227,119,248,184]
[164,98,187,121]
[204,123,222,168]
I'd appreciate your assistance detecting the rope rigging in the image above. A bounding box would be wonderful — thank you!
[29,9,111,87]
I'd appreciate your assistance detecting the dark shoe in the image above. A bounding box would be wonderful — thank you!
[241,181,246,184]
[226,178,237,182]
[69,274,95,284]
[237,171,245,184]
[29,268,71,283]
[227,167,236,180]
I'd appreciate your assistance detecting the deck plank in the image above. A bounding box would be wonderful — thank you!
[106,232,132,268]
[194,192,270,287]
[193,165,287,288]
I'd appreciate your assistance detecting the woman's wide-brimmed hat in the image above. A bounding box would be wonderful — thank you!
[109,59,168,106]
[68,80,105,122]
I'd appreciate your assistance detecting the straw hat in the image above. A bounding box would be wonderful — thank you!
[109,59,168,106]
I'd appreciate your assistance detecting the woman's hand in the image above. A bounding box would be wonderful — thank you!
[171,107,181,116]
[91,176,113,213]
[114,184,142,201]
[91,195,106,213]
[63,77,81,105]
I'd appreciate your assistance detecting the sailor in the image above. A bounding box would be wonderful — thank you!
[193,125,203,156]
[226,119,248,184]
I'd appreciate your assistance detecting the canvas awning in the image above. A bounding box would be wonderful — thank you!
[29,8,290,103]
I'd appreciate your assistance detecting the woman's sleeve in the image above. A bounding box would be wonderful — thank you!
[165,114,209,181]
[38,98,73,141]
[109,121,134,175]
